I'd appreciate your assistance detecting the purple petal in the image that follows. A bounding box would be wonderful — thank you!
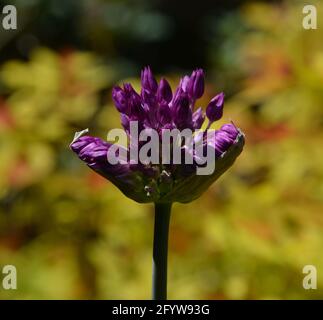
[157,78,173,103]
[141,66,158,93]
[158,101,172,126]
[112,86,129,114]
[206,92,225,123]
[180,75,190,93]
[220,123,239,140]
[71,135,130,179]
[187,69,205,99]
[192,107,205,129]
[172,93,192,129]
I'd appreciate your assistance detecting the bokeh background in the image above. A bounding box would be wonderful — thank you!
[1,0,323,299]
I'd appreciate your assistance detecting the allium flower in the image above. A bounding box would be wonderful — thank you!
[70,67,244,204]
[70,67,245,300]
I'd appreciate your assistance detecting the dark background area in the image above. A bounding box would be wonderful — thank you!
[0,0,282,72]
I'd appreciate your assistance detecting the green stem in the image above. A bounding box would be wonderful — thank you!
[152,202,172,300]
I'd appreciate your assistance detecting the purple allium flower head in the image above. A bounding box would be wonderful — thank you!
[70,67,244,203]
[206,92,225,124]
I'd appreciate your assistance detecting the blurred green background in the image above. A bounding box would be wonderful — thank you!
[1,0,323,299]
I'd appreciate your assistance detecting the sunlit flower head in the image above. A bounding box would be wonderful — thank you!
[70,67,244,203]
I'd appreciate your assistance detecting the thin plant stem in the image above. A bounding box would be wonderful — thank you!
[152,202,172,300]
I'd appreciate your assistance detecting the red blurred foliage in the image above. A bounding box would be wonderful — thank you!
[245,123,293,144]
[0,98,15,129]
[86,171,108,190]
